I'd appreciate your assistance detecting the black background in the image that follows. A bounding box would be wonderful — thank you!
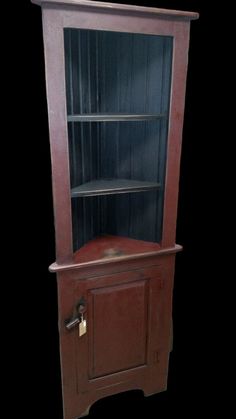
[19,1,220,418]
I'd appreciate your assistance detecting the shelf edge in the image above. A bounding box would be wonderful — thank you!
[67,114,166,122]
[71,181,161,198]
[49,244,183,272]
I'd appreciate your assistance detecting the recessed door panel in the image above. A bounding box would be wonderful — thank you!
[88,279,148,378]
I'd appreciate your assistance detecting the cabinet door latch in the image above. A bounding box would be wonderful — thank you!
[65,297,86,331]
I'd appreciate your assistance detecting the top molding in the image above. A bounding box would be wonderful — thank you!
[31,0,199,21]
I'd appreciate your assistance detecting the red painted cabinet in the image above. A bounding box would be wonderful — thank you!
[32,1,198,417]
[57,261,175,417]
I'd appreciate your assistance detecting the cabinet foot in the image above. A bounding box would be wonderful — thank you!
[144,385,167,398]
[78,405,91,418]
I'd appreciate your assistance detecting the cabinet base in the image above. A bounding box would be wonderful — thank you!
[58,254,176,419]
[71,383,168,419]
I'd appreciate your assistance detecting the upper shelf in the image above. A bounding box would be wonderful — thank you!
[71,178,160,198]
[67,113,166,122]
[31,1,199,21]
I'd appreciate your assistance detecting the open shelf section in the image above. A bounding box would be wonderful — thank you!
[71,178,161,198]
[67,113,166,122]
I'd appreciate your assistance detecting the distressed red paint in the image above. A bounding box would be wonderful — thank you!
[31,1,198,417]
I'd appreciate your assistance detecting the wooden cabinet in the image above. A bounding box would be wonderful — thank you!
[57,259,175,418]
[31,1,198,417]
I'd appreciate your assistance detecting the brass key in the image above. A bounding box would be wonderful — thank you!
[79,313,87,337]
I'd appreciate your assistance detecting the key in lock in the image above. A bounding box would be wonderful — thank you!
[79,313,87,337]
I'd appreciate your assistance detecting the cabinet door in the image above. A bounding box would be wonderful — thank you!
[59,264,173,418]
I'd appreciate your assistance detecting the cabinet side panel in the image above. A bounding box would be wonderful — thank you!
[162,22,191,246]
[42,8,73,262]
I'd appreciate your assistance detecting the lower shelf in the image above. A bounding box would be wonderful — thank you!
[71,178,160,198]
[73,235,161,264]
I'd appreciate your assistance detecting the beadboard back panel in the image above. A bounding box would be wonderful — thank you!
[64,29,173,251]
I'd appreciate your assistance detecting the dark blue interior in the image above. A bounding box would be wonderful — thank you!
[64,28,173,251]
